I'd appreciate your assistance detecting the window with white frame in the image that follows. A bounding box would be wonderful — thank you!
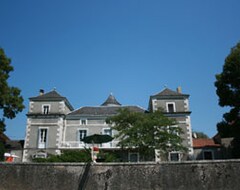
[80,119,87,125]
[38,128,48,148]
[101,128,113,148]
[78,129,88,142]
[42,105,50,114]
[32,152,47,159]
[103,128,112,136]
[166,102,175,113]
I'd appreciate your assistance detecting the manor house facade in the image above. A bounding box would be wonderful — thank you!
[22,87,193,162]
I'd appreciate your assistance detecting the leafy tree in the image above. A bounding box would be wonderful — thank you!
[0,48,25,133]
[0,141,5,161]
[106,108,186,159]
[215,42,240,157]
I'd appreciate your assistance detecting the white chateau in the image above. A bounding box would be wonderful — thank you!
[23,87,193,162]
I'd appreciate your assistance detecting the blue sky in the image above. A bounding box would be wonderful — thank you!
[1,0,240,139]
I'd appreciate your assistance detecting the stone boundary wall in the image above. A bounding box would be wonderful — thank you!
[0,160,240,190]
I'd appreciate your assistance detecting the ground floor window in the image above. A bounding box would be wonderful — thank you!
[169,152,181,161]
[128,152,139,162]
[32,151,47,159]
[203,150,213,160]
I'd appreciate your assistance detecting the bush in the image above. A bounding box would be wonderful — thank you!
[32,149,123,163]
[97,151,121,162]
[33,149,91,163]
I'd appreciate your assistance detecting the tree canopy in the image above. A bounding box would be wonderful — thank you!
[215,42,240,136]
[0,48,25,133]
[215,42,240,158]
[106,108,186,157]
[215,42,240,109]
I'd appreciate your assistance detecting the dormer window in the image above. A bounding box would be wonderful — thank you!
[42,105,50,114]
[166,102,175,113]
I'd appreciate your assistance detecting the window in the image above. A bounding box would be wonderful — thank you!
[103,128,112,136]
[79,129,87,141]
[80,119,87,125]
[38,128,48,148]
[203,150,213,160]
[166,102,175,113]
[101,128,113,148]
[129,153,139,162]
[42,105,50,114]
[32,152,47,159]
[169,152,180,161]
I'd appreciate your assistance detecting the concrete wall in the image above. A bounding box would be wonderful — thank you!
[1,160,240,190]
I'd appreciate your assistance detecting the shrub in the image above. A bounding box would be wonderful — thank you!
[32,149,91,163]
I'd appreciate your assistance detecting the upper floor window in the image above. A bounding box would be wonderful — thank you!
[38,128,48,148]
[103,128,112,136]
[78,129,88,141]
[166,102,175,113]
[80,119,87,125]
[42,105,50,114]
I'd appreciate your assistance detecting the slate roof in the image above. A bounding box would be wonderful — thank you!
[29,90,74,111]
[101,94,121,106]
[30,90,64,101]
[0,133,10,142]
[193,138,221,148]
[68,106,146,117]
[152,88,189,97]
[5,140,24,150]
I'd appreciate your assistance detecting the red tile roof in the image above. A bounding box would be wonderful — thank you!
[193,138,221,148]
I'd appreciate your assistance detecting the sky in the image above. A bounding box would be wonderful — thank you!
[1,0,240,140]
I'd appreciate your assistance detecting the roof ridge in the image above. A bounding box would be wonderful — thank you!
[29,89,74,110]
[152,88,189,97]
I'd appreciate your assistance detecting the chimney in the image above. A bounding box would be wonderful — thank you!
[176,86,182,94]
[39,89,44,96]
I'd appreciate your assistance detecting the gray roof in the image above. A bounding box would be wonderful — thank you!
[151,88,189,98]
[67,94,146,118]
[5,140,24,150]
[101,94,121,106]
[67,105,146,117]
[30,90,64,100]
[29,90,74,111]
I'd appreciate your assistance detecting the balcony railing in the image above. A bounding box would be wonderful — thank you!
[60,141,120,149]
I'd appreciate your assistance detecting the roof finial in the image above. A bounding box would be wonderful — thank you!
[164,84,167,89]
[53,87,56,91]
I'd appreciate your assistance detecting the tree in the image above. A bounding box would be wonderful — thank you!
[0,48,25,133]
[0,141,5,161]
[106,108,186,159]
[215,42,240,157]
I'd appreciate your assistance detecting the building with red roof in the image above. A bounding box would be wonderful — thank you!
[193,138,221,160]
